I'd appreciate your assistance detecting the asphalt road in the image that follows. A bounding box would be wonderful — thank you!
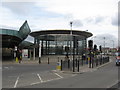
[24,56,119,88]
[2,56,119,89]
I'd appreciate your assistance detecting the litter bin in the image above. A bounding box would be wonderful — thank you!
[56,62,61,70]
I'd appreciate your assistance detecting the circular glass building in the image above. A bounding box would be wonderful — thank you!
[30,29,93,57]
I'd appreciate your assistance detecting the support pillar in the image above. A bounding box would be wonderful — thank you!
[33,48,35,60]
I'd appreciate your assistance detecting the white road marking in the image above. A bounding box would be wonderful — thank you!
[14,76,19,88]
[37,74,43,83]
[54,73,63,78]
[43,78,60,83]
[30,82,40,85]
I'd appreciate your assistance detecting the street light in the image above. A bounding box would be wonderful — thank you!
[70,21,73,61]
[70,21,73,35]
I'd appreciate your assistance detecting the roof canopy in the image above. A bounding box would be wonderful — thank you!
[1,20,31,48]
[30,29,93,40]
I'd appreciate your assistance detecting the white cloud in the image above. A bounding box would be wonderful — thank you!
[1,0,119,48]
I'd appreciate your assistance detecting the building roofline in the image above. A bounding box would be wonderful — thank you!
[30,29,93,38]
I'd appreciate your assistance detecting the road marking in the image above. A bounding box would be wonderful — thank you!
[43,78,60,83]
[37,74,43,83]
[30,82,40,85]
[54,73,63,78]
[14,76,19,88]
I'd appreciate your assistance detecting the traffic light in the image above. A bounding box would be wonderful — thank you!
[94,44,97,51]
[99,45,102,52]
[88,40,93,50]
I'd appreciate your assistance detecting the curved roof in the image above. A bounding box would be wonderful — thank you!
[30,29,93,38]
[1,21,31,48]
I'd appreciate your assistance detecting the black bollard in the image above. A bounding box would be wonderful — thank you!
[73,60,75,72]
[68,59,70,69]
[39,57,41,64]
[78,60,79,72]
[61,60,63,71]
[92,58,94,68]
[89,57,91,68]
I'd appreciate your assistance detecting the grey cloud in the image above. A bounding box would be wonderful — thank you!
[111,13,118,26]
[85,17,94,23]
[2,2,34,15]
[0,25,18,30]
[95,16,105,24]
[85,16,105,24]
[64,13,74,21]
[72,20,83,27]
[92,34,118,48]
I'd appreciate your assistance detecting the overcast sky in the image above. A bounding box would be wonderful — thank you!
[1,0,119,48]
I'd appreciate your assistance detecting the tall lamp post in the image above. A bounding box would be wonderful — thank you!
[70,21,73,60]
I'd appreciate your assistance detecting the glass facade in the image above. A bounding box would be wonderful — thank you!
[35,34,87,56]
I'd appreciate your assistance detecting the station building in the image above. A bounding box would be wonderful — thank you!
[30,30,93,60]
[1,21,93,61]
[1,21,32,60]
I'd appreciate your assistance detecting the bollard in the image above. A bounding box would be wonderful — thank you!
[91,58,94,68]
[88,57,91,68]
[73,59,75,72]
[39,57,41,64]
[48,57,49,64]
[61,60,63,71]
[56,61,61,70]
[77,60,79,72]
[58,57,59,62]
[68,59,70,69]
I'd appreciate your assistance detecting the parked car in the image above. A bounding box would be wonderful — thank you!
[116,52,120,66]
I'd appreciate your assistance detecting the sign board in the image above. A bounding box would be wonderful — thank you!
[22,49,28,58]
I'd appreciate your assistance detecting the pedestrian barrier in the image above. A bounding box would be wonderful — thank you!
[58,56,110,72]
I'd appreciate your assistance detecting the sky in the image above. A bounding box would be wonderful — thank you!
[0,0,119,48]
